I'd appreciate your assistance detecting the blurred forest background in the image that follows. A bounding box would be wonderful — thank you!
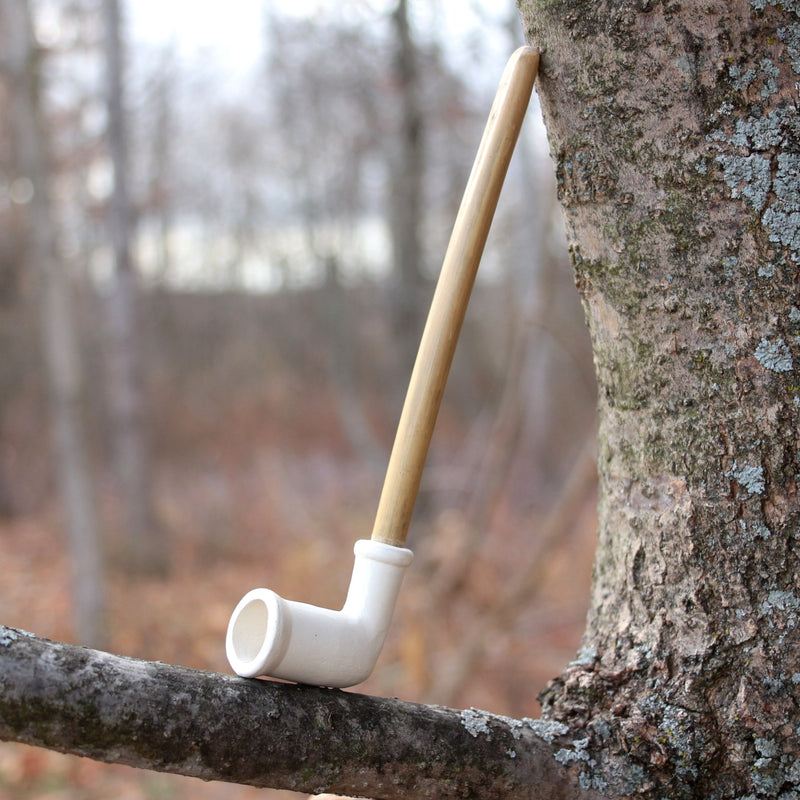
[0,0,598,797]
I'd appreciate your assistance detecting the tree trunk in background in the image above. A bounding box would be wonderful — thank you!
[103,0,166,574]
[3,0,107,647]
[321,256,385,467]
[518,0,800,795]
[388,0,428,382]
[146,50,176,283]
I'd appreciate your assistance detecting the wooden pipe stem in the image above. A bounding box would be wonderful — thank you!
[371,47,539,547]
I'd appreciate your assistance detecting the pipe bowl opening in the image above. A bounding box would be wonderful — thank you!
[226,588,284,678]
[230,596,269,663]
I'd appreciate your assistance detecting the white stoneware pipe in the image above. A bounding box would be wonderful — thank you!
[226,539,413,687]
[225,47,537,689]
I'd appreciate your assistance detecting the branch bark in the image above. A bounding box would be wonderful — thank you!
[0,626,601,800]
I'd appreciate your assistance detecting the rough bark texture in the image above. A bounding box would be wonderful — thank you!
[0,627,601,800]
[517,0,800,796]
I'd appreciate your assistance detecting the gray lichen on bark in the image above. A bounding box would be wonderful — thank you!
[518,0,800,796]
[0,627,603,800]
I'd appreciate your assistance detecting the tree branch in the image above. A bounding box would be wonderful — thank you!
[0,626,600,799]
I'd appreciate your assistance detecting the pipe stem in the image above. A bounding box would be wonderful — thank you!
[370,47,539,547]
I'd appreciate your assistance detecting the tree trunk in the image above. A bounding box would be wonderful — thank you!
[3,0,107,648]
[321,255,385,467]
[388,0,429,381]
[517,0,800,795]
[103,0,166,574]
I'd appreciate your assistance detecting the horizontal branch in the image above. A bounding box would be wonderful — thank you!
[0,626,598,799]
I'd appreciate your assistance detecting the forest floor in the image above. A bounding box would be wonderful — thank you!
[0,449,596,800]
[0,285,598,799]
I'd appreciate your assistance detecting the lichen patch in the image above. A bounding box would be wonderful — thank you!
[755,336,794,372]
[728,461,766,495]
[459,708,493,738]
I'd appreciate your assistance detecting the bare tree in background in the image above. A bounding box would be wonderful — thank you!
[142,48,178,283]
[103,0,165,574]
[2,0,106,647]
[0,92,30,518]
[265,14,389,463]
[388,0,428,382]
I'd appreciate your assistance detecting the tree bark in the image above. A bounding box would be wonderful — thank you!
[0,626,601,800]
[517,0,800,796]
